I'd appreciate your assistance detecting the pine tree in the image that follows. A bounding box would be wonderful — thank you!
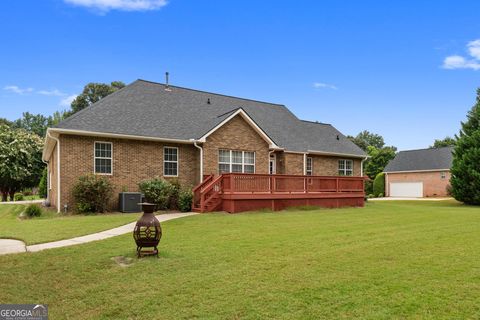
[450,88,480,204]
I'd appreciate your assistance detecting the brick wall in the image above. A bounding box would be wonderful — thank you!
[280,153,362,176]
[55,135,199,211]
[283,153,304,175]
[203,115,270,175]
[311,155,362,176]
[386,171,451,197]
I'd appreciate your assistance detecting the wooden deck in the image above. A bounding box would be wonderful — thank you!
[193,173,365,213]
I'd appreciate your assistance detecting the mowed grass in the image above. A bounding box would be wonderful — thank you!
[0,205,140,244]
[0,201,479,319]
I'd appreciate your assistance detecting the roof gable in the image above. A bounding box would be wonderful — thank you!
[384,147,453,172]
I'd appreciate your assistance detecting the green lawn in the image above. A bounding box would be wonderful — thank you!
[0,205,141,244]
[0,201,479,319]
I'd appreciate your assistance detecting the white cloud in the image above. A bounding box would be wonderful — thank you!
[37,89,66,96]
[3,85,34,94]
[313,82,338,90]
[64,0,168,12]
[443,39,480,71]
[60,94,78,107]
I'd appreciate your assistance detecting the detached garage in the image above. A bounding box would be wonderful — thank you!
[384,147,453,198]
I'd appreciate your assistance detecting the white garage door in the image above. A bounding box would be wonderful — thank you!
[390,182,423,198]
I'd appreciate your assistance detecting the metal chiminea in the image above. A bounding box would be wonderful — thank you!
[133,203,162,258]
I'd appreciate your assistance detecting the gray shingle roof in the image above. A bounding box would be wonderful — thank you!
[55,79,366,156]
[384,147,453,172]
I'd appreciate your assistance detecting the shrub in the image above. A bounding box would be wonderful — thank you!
[169,179,181,210]
[14,193,24,201]
[22,188,34,196]
[138,177,175,210]
[373,173,385,197]
[38,168,48,198]
[72,174,113,213]
[364,179,373,195]
[25,204,42,217]
[178,188,193,212]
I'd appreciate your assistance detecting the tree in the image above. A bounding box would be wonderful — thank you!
[347,130,385,151]
[12,112,50,137]
[70,81,125,114]
[0,125,43,201]
[430,136,456,148]
[364,146,397,179]
[348,130,396,179]
[450,88,480,205]
[0,118,12,127]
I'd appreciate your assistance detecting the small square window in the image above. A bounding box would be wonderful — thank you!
[441,172,446,179]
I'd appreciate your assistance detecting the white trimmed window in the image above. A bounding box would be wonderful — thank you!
[218,150,255,173]
[338,159,353,176]
[94,142,113,174]
[441,172,446,179]
[164,147,178,177]
[306,157,313,176]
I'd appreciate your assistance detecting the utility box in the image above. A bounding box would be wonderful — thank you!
[119,192,142,213]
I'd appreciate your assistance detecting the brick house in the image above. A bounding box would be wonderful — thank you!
[384,147,453,198]
[42,79,367,213]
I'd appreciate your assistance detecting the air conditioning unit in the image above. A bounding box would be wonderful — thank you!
[118,192,143,213]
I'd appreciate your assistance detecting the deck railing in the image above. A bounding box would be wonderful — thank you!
[221,173,364,194]
[193,173,365,212]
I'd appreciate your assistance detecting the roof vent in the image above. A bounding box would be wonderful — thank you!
[207,98,211,104]
[165,72,171,91]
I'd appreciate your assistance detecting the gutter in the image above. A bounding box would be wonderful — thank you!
[48,128,195,145]
[47,131,61,213]
[306,149,367,159]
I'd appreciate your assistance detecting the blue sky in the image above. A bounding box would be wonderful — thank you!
[1,0,479,150]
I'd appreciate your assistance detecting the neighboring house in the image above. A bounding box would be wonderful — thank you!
[42,79,367,212]
[384,146,453,198]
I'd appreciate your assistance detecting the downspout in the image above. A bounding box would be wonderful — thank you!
[303,153,307,175]
[360,156,368,176]
[47,131,61,213]
[41,159,49,203]
[192,140,203,183]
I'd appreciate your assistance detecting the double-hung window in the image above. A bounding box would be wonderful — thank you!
[94,142,113,174]
[218,150,255,173]
[338,159,353,176]
[306,157,313,176]
[164,147,178,176]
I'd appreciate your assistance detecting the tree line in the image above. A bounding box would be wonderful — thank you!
[0,81,125,201]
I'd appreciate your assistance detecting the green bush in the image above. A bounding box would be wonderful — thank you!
[72,174,113,213]
[373,173,385,197]
[25,204,42,217]
[14,193,24,201]
[364,179,373,195]
[38,168,48,198]
[169,179,181,210]
[22,188,34,196]
[138,177,176,210]
[178,188,193,212]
